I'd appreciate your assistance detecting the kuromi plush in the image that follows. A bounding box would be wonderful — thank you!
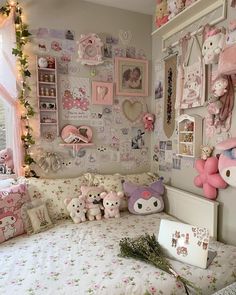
[123,178,164,215]
[216,137,236,187]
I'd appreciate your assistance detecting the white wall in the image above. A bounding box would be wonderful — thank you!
[22,0,152,178]
[151,2,236,246]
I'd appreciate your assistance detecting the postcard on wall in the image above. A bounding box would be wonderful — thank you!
[59,76,90,120]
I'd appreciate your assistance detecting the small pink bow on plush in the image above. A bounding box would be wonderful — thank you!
[194,157,227,200]
[205,27,221,39]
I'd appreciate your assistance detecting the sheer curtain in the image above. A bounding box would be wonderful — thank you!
[0,11,24,176]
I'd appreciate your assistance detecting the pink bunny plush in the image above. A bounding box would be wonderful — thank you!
[101,191,124,219]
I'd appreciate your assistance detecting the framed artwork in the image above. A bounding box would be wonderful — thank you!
[92,81,113,105]
[115,57,148,97]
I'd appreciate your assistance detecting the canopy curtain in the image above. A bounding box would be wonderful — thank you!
[0,10,24,176]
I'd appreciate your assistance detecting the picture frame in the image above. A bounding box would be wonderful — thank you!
[91,81,113,105]
[115,57,148,97]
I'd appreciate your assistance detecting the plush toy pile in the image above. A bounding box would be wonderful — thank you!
[0,148,14,174]
[64,179,165,223]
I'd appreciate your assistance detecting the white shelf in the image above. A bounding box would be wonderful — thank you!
[39,109,57,112]
[39,95,57,99]
[39,81,56,85]
[152,0,227,51]
[180,142,193,145]
[38,67,56,71]
[176,154,194,158]
[179,131,194,134]
[40,122,57,125]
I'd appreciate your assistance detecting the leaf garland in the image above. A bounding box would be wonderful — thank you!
[0,1,38,177]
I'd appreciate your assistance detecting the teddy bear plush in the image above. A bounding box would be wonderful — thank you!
[167,0,185,20]
[80,186,105,221]
[200,145,214,160]
[155,0,169,28]
[0,148,14,173]
[100,191,124,219]
[142,113,155,131]
[202,28,225,64]
[64,197,87,223]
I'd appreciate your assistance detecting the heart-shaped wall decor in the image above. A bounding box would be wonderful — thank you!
[122,100,143,122]
[61,125,92,143]
[97,86,108,100]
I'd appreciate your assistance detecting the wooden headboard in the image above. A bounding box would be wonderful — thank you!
[164,185,219,239]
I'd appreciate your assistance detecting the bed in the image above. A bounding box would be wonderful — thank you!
[0,181,236,295]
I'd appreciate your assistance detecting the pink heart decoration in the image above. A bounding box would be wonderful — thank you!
[61,125,92,143]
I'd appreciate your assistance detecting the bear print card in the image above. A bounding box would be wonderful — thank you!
[157,219,216,269]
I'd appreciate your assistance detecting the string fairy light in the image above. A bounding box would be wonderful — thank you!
[0,1,38,177]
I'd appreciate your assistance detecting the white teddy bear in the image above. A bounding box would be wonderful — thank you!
[64,197,87,223]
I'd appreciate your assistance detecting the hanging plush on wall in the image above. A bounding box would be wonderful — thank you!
[216,137,236,187]
[202,26,225,65]
[194,157,227,200]
[206,75,234,138]
[142,113,155,132]
[155,0,169,28]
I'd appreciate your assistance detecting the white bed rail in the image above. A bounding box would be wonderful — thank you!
[164,185,219,239]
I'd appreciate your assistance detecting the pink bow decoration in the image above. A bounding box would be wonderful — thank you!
[205,28,221,39]
[62,90,89,111]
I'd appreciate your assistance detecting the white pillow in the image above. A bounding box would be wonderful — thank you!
[0,178,15,189]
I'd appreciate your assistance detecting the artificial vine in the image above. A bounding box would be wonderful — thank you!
[0,1,37,177]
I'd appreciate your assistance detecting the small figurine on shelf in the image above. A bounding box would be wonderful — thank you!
[182,144,188,154]
[49,74,55,83]
[44,74,49,82]
[47,56,55,69]
[50,88,56,97]
[183,120,194,132]
[38,57,48,68]
[45,88,49,97]
[40,87,45,96]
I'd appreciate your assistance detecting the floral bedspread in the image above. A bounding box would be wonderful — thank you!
[0,212,236,295]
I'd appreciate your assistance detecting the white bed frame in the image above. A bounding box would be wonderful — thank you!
[164,185,219,239]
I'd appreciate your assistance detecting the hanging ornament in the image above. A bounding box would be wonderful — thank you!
[119,30,132,45]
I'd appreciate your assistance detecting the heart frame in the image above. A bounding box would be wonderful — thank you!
[121,97,145,124]
[92,81,113,105]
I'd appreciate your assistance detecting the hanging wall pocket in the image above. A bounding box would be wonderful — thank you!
[180,35,206,109]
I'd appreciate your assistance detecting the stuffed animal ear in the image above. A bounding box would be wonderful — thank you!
[123,182,138,196]
[64,198,72,205]
[80,186,87,195]
[100,192,107,199]
[150,179,165,195]
[117,191,124,199]
[78,195,85,201]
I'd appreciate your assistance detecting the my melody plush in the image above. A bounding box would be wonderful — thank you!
[167,0,185,20]
[100,191,124,219]
[0,148,14,173]
[80,186,105,221]
[64,197,87,223]
[155,0,169,28]
[216,137,236,187]
[142,113,155,132]
[202,27,225,64]
[123,178,164,215]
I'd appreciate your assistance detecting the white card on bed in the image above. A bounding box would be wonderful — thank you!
[157,219,216,269]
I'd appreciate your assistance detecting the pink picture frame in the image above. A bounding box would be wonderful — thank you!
[115,57,148,97]
[92,81,113,105]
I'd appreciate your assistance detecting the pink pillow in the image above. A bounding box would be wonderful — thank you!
[0,184,30,243]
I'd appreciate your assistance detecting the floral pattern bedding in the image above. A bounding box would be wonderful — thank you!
[0,212,236,295]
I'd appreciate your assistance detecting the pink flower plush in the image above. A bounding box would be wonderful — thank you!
[194,157,227,200]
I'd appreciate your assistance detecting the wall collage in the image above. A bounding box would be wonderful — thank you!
[30,27,151,177]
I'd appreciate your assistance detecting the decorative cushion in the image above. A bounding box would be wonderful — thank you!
[123,179,165,215]
[0,184,29,243]
[25,176,88,221]
[27,203,53,234]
